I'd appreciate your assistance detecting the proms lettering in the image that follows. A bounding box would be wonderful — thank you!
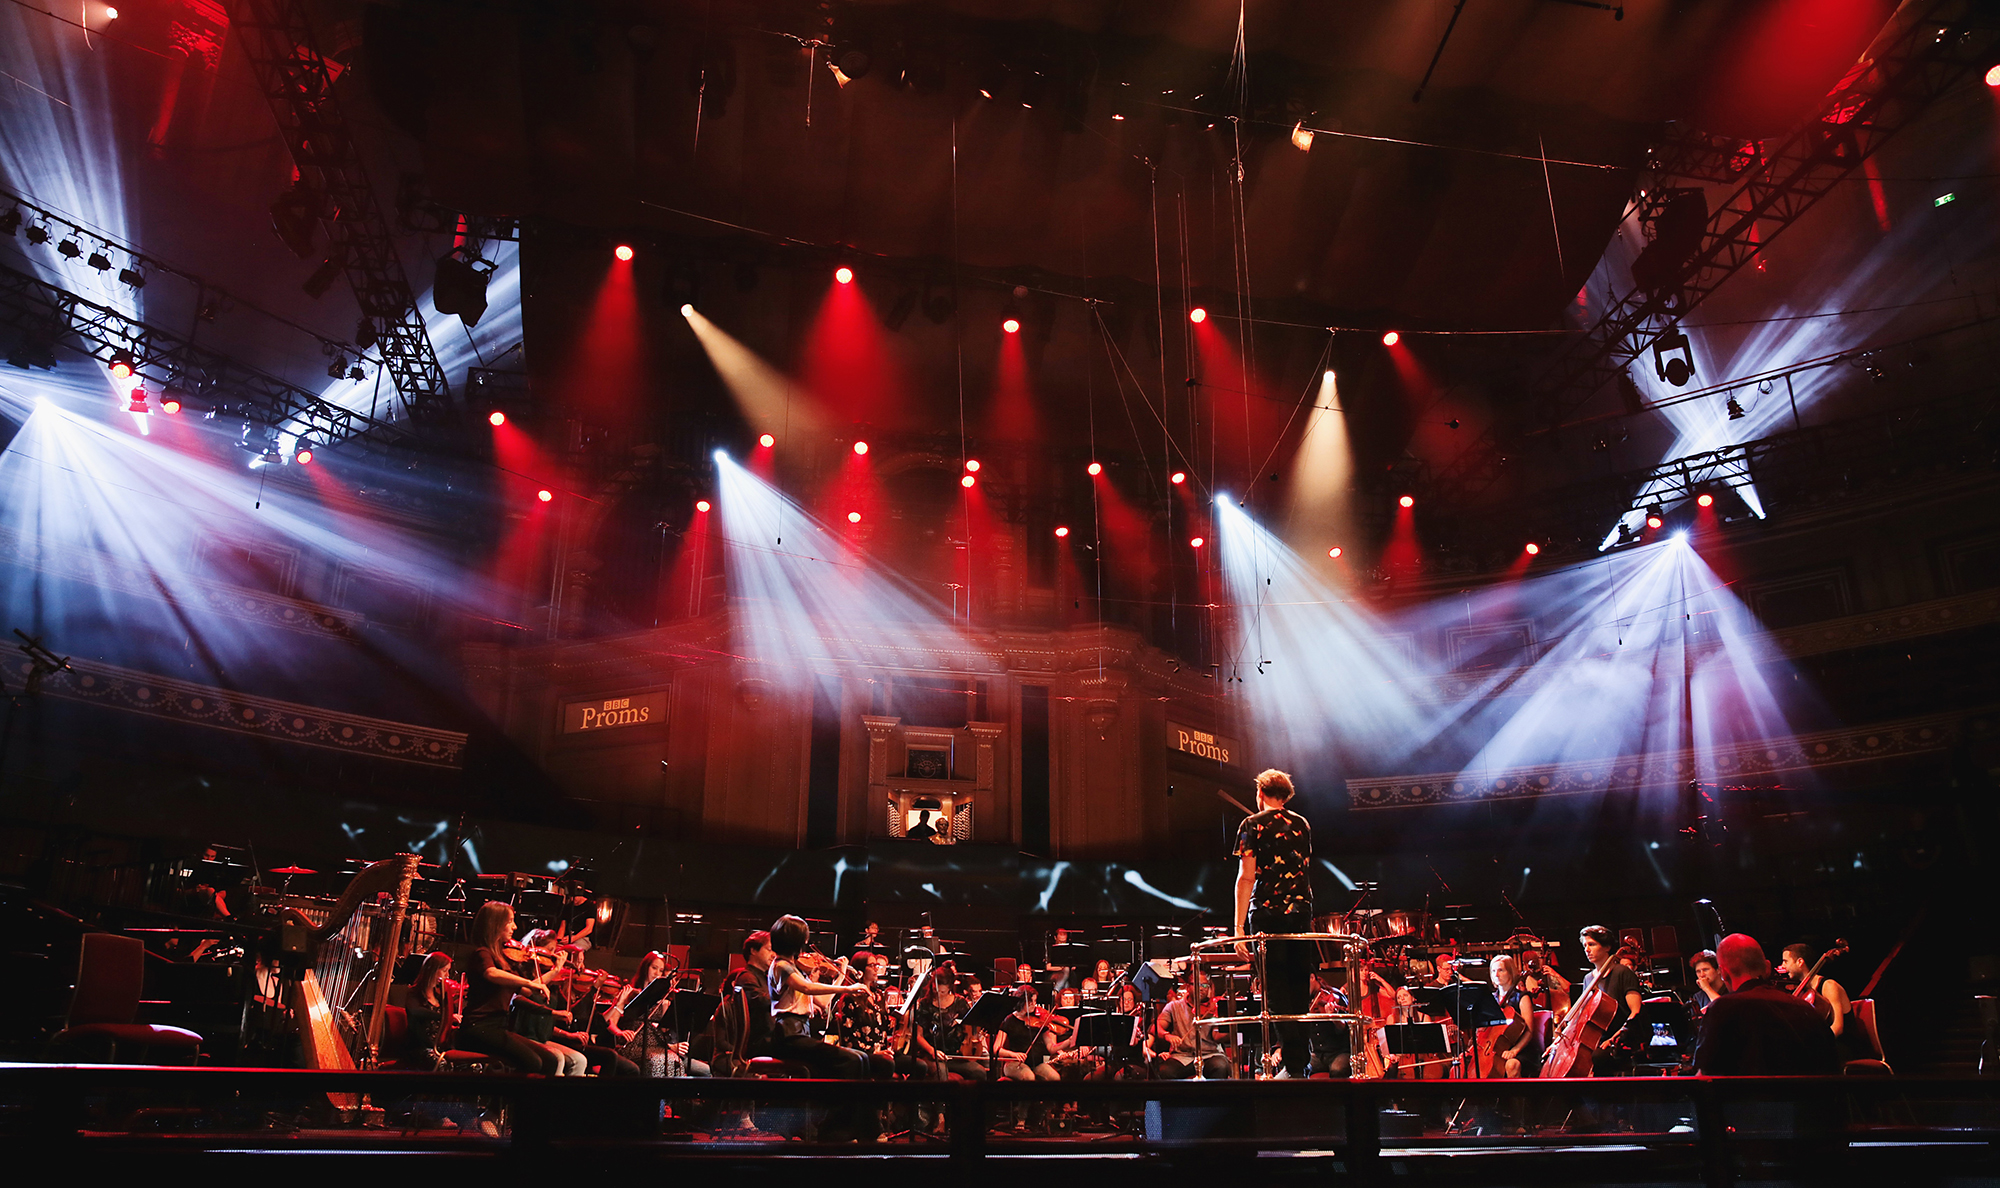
[562,691,669,734]
[1170,723,1236,764]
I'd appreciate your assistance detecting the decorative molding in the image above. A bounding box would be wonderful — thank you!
[16,655,468,768]
[1346,705,1996,809]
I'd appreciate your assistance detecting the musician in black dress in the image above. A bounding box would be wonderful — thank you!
[1233,768,1314,1079]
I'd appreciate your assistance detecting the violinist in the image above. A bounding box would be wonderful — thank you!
[1307,971,1351,1077]
[545,944,639,1076]
[768,915,880,1140]
[1154,980,1231,1080]
[913,964,978,1080]
[457,902,583,1075]
[1047,987,1095,1080]
[995,985,1063,1132]
[1102,984,1150,1079]
[830,952,898,1078]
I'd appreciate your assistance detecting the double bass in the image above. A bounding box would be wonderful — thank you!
[1538,975,1619,1078]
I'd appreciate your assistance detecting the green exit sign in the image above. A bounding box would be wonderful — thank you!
[1934,192,1957,207]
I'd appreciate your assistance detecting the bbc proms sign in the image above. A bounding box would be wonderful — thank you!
[562,690,669,734]
[1168,722,1239,765]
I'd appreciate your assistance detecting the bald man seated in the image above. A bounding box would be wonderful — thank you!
[1693,934,1839,1076]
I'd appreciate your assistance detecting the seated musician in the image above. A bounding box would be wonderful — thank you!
[1485,955,1541,1077]
[457,902,580,1075]
[995,985,1063,1131]
[852,920,883,956]
[831,952,898,1078]
[914,963,981,1080]
[1520,955,1572,1018]
[543,944,639,1076]
[404,951,453,1066]
[1695,934,1838,1075]
[768,915,880,1142]
[1689,950,1726,1016]
[1780,943,1860,1060]
[608,950,709,1077]
[1576,924,1647,1071]
[700,930,776,1076]
[1153,980,1232,1080]
[1307,970,1350,1078]
[1012,960,1038,989]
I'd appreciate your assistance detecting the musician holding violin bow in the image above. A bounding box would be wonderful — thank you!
[456,901,587,1075]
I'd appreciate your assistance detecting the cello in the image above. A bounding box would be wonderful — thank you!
[1538,976,1618,1078]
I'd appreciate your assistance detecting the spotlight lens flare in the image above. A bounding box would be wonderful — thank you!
[964,458,980,472]
[1381,330,1400,347]
[1188,307,1207,324]
[1189,536,1205,549]
[614,244,634,262]
[1328,546,1343,558]
[160,397,181,414]
[1398,494,1415,509]
[847,511,862,523]
[294,447,314,465]
[852,440,869,455]
[1647,514,1664,530]
[1697,492,1715,508]
[488,410,506,427]
[1525,542,1540,555]
[1988,63,2000,87]
[1002,317,1020,334]
[1087,461,1102,476]
[758,433,776,448]
[537,489,554,503]
[960,474,976,488]
[1054,526,1069,538]
[680,303,695,317]
[695,499,711,513]
[1170,470,1186,485]
[834,266,854,285]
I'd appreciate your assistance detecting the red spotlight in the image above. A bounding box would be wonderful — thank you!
[294,447,314,466]
[107,355,135,380]
[1002,317,1020,334]
[488,410,507,427]
[834,266,854,285]
[1381,330,1400,347]
[537,489,554,503]
[1987,63,2000,87]
[1328,546,1343,559]
[1170,470,1186,485]
[1189,536,1205,549]
[1087,461,1102,476]
[613,244,634,262]
[160,396,181,415]
[695,499,711,513]
[1525,542,1540,556]
[960,474,976,488]
[852,440,869,455]
[1646,513,1664,530]
[1696,492,1714,508]
[1054,526,1069,538]
[1188,307,1207,324]
[1398,494,1415,509]
[847,510,862,523]
[964,458,981,472]
[758,433,776,448]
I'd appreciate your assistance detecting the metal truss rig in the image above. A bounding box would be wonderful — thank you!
[0,261,403,449]
[1434,0,2000,505]
[228,0,451,424]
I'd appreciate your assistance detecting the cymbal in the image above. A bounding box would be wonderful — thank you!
[269,865,316,876]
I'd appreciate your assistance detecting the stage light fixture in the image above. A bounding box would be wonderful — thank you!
[488,411,507,427]
[964,459,980,472]
[1381,330,1399,346]
[1171,471,1186,485]
[1054,526,1069,538]
[87,248,111,272]
[126,388,149,414]
[1290,121,1315,152]
[260,442,284,466]
[847,511,862,523]
[107,351,136,379]
[1987,64,2000,87]
[961,474,976,488]
[433,250,491,325]
[1653,325,1695,386]
[348,365,365,381]
[1645,504,1664,530]
[1189,307,1207,324]
[25,224,49,245]
[327,356,348,380]
[695,499,711,513]
[1726,395,1746,420]
[1087,461,1102,476]
[1697,492,1714,508]
[537,489,554,503]
[680,303,695,317]
[57,237,81,260]
[302,255,343,299]
[614,244,634,262]
[1328,546,1342,559]
[160,393,182,415]
[1189,536,1205,549]
[852,440,868,455]
[759,433,776,448]
[1398,494,1414,508]
[835,266,854,285]
[1525,542,1540,555]
[1002,317,1020,334]
[118,266,145,289]
[356,318,377,348]
[104,6,117,19]
[0,209,18,235]
[294,445,315,465]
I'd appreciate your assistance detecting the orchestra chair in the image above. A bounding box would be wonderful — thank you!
[54,932,203,1065]
[1531,1009,1556,1055]
[434,1013,504,1075]
[994,957,1018,986]
[1843,999,1891,1075]
[1648,926,1682,982]
[736,987,813,1079]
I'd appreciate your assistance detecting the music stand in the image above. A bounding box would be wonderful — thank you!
[1410,982,1508,1033]
[622,973,676,1022]
[667,990,720,1036]
[1078,1011,1135,1051]
[963,989,1017,1036]
[1382,1022,1449,1058]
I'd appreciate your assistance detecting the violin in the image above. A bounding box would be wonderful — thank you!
[501,942,557,969]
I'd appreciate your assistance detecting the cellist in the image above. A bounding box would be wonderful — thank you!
[1542,925,1645,1078]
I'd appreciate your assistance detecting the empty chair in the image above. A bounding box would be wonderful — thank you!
[56,933,202,1064]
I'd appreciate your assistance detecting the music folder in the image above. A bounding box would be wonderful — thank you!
[1382,1022,1449,1055]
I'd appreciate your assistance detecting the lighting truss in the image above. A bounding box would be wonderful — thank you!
[1434,0,2000,504]
[229,0,451,423]
[0,261,406,449]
